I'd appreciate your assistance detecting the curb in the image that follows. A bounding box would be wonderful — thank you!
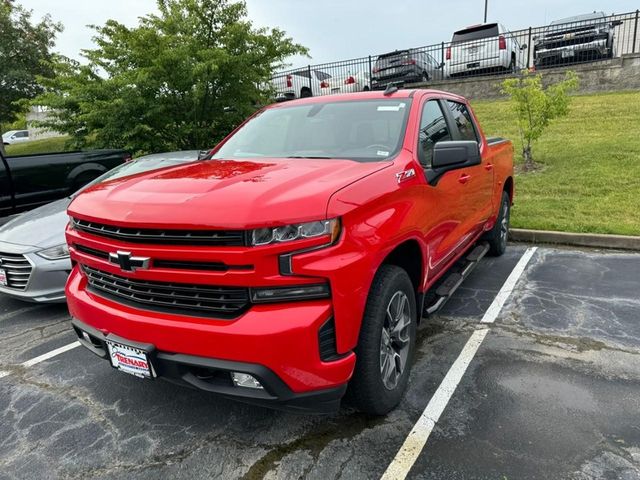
[510,228,640,251]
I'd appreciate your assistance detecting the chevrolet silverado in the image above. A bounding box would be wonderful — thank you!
[66,88,514,414]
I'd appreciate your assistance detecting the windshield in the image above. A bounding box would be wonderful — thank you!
[551,13,605,25]
[212,99,412,162]
[74,151,199,195]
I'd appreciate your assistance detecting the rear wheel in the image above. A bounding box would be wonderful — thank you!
[421,71,429,82]
[300,87,312,98]
[347,265,417,415]
[485,191,511,256]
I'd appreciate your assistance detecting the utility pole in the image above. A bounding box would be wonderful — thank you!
[484,0,488,23]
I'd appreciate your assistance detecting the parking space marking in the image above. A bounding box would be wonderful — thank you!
[481,247,537,324]
[381,247,537,480]
[0,341,80,380]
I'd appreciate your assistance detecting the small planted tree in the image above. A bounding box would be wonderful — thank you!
[501,71,578,171]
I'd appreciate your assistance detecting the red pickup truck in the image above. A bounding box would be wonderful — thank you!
[66,88,513,414]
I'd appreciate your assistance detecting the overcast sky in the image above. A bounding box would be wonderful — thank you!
[18,0,640,68]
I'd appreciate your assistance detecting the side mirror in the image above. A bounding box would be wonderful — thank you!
[611,20,623,27]
[427,140,481,184]
[520,43,528,50]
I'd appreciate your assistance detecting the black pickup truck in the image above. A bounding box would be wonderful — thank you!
[0,149,130,217]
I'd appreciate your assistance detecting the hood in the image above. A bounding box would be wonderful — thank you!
[69,158,391,229]
[0,198,71,249]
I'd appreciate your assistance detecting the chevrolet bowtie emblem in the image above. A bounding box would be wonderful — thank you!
[108,251,150,272]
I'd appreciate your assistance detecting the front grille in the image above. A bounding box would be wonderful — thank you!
[82,265,250,318]
[72,218,247,246]
[539,34,600,50]
[0,253,32,290]
[74,244,252,272]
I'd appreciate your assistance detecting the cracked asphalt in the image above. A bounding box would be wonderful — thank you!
[1,245,639,479]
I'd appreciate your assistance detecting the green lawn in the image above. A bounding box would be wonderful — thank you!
[5,136,71,156]
[472,91,640,236]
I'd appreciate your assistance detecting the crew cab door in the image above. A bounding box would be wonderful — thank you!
[415,99,467,276]
[442,100,493,235]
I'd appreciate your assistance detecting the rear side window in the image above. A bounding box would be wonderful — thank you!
[418,101,451,167]
[446,101,479,142]
[452,24,499,43]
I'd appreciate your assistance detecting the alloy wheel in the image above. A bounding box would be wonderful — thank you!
[380,290,412,390]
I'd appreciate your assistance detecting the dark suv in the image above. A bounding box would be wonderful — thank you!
[371,49,441,90]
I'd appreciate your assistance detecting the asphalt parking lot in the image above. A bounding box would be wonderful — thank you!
[1,245,639,479]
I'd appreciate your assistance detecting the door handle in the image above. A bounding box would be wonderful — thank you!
[485,163,494,171]
[458,173,471,184]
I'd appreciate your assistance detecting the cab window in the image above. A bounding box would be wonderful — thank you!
[418,100,451,167]
[446,101,479,142]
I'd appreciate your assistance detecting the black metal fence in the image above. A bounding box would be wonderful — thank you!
[272,10,640,98]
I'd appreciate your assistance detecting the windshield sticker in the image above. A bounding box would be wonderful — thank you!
[377,104,406,112]
[377,150,390,157]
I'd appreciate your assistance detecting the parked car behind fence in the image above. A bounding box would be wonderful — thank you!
[534,12,623,68]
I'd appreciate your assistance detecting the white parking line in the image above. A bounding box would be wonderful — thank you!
[381,247,538,480]
[0,341,80,380]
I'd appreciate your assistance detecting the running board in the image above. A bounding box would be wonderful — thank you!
[423,242,490,316]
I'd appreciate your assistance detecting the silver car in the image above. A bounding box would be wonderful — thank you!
[0,150,201,303]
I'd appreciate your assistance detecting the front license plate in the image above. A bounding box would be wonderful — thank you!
[0,269,7,287]
[106,340,154,379]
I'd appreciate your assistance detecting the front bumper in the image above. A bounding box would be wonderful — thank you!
[0,241,70,303]
[66,268,356,409]
[72,317,347,413]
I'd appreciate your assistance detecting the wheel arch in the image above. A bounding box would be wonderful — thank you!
[379,239,425,317]
[503,176,514,203]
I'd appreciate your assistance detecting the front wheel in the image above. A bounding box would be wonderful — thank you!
[346,264,417,415]
[485,191,511,256]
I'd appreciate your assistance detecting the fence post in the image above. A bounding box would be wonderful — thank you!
[307,65,313,94]
[368,55,373,88]
[633,10,639,54]
[526,27,532,69]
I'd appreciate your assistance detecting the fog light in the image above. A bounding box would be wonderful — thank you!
[231,372,264,389]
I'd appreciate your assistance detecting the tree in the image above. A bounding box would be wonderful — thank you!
[501,71,579,171]
[34,0,307,155]
[0,1,61,132]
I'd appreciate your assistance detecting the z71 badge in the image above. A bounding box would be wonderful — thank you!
[396,168,416,183]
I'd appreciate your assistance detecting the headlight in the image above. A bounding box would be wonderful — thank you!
[251,219,340,246]
[36,244,70,260]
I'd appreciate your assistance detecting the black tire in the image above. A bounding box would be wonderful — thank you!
[421,71,429,82]
[72,172,99,192]
[363,85,370,91]
[485,191,511,256]
[346,264,417,415]
[300,87,312,98]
